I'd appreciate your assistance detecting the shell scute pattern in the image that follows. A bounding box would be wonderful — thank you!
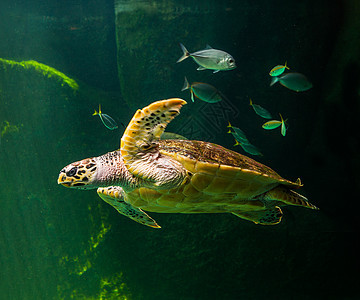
[203,176,232,193]
[182,184,203,199]
[158,139,300,188]
[58,99,318,227]
[190,173,214,192]
[216,164,241,178]
[157,193,185,207]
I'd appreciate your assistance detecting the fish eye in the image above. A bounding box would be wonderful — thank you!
[229,59,234,63]
[67,167,78,177]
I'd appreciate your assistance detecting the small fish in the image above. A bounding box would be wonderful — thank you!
[238,142,263,156]
[160,132,188,140]
[270,72,312,92]
[262,120,282,130]
[227,122,249,144]
[280,113,287,136]
[227,123,262,156]
[176,43,236,73]
[93,104,118,130]
[269,62,290,77]
[262,114,287,136]
[181,77,222,103]
[249,98,272,119]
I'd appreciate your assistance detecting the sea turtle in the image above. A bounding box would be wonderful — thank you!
[57,98,318,228]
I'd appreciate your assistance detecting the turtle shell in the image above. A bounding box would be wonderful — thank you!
[124,139,301,214]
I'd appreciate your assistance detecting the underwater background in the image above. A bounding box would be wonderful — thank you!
[0,0,359,299]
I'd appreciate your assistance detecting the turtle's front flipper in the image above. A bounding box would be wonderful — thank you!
[121,98,187,166]
[97,186,161,229]
[120,99,188,189]
[232,207,283,225]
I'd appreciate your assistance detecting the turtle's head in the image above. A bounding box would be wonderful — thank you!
[58,158,98,190]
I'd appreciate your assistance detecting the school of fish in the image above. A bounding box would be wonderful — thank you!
[93,43,312,158]
[175,43,313,156]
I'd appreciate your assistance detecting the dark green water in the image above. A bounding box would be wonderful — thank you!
[0,0,358,299]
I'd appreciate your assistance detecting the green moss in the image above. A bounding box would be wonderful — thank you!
[58,204,111,276]
[0,58,79,91]
[1,120,21,137]
[56,203,131,299]
[99,273,131,300]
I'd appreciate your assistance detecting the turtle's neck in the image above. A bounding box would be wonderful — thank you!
[93,150,141,191]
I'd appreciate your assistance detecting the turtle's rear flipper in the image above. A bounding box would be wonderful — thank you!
[97,186,161,229]
[232,206,283,225]
[263,185,319,210]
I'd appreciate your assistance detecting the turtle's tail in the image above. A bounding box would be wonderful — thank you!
[263,185,319,210]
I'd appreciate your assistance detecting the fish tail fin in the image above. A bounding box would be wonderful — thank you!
[234,140,240,146]
[285,61,290,70]
[227,121,232,128]
[249,98,253,106]
[181,76,190,91]
[270,77,279,86]
[279,113,284,122]
[190,90,195,102]
[93,104,100,116]
[176,43,190,63]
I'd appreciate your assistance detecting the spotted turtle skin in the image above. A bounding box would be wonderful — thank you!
[58,99,318,227]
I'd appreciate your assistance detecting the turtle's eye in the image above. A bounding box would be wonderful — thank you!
[141,144,151,150]
[140,143,156,151]
[67,167,78,177]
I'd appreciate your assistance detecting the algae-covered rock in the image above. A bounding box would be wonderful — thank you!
[0,58,79,91]
[0,57,130,300]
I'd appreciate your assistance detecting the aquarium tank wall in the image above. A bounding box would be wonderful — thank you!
[0,0,359,299]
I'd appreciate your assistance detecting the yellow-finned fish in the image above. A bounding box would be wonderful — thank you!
[249,98,272,119]
[93,104,118,130]
[237,142,263,156]
[160,132,188,140]
[270,72,312,92]
[181,77,222,103]
[262,114,287,136]
[227,122,262,156]
[176,43,236,73]
[280,113,287,136]
[262,120,282,130]
[227,122,249,144]
[269,62,289,77]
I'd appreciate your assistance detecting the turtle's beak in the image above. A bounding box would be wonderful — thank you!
[57,173,71,186]
[58,159,98,189]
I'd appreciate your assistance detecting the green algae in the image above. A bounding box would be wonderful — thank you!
[58,204,111,276]
[56,203,132,299]
[0,120,22,137]
[0,58,79,91]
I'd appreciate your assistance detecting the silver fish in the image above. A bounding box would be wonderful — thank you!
[176,43,236,73]
[270,72,312,92]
